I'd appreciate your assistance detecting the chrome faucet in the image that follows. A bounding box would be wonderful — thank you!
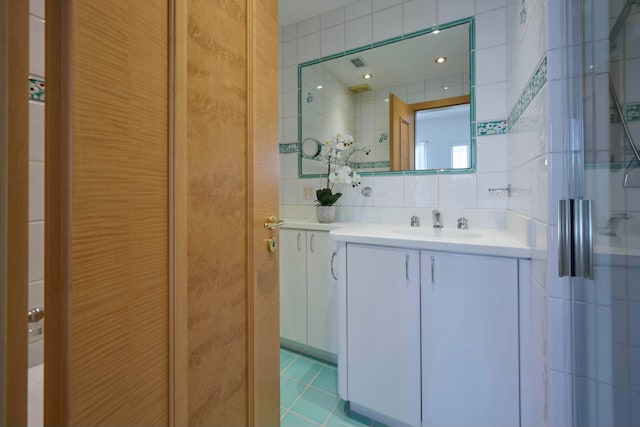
[600,213,632,236]
[432,209,443,228]
[410,215,420,227]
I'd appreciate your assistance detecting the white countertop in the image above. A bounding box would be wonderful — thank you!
[282,219,531,259]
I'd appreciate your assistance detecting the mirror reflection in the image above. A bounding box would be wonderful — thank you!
[299,21,472,176]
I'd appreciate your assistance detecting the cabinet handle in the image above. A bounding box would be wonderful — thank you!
[405,254,410,281]
[330,251,338,281]
[431,256,435,284]
[297,232,301,251]
[310,234,315,253]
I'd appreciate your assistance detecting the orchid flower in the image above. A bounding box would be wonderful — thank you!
[315,133,371,206]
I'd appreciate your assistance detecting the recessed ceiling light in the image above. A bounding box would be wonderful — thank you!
[362,73,372,79]
[435,57,447,64]
[433,29,441,34]
[316,85,323,89]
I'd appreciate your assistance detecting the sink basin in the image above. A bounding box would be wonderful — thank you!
[392,228,482,239]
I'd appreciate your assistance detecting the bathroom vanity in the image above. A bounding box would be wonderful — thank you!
[279,221,351,360]
[331,225,531,427]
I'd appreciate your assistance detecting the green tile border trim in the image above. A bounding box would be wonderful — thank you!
[298,17,476,178]
[609,102,640,123]
[507,56,547,131]
[476,120,508,136]
[280,143,298,153]
[29,76,45,102]
[349,160,390,169]
[627,103,640,122]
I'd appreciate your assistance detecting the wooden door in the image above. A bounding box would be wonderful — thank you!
[43,0,279,425]
[181,0,280,425]
[248,1,281,422]
[45,1,172,425]
[0,0,29,425]
[389,93,415,171]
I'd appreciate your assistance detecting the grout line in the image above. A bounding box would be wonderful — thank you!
[321,398,342,427]
[280,352,300,374]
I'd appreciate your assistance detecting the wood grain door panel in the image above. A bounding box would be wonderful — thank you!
[46,1,170,425]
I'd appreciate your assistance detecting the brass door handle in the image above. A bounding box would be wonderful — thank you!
[264,215,284,229]
[28,307,45,323]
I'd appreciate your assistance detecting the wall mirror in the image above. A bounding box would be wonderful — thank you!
[298,19,474,177]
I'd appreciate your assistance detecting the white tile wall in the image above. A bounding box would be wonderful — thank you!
[436,0,475,24]
[476,7,506,49]
[438,174,477,208]
[403,0,436,34]
[372,5,403,42]
[403,175,438,207]
[345,15,373,49]
[321,24,346,57]
[475,82,507,121]
[345,0,373,21]
[29,15,45,78]
[280,0,512,228]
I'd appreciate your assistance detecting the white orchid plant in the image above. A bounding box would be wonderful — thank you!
[316,134,371,206]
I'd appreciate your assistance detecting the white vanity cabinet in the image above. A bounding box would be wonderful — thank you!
[420,251,519,427]
[337,237,523,427]
[346,244,421,427]
[279,227,338,355]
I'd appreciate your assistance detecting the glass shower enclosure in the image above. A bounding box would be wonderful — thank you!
[571,0,640,425]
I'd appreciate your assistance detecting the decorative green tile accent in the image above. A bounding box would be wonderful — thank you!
[610,107,621,123]
[280,143,299,154]
[29,77,45,102]
[507,56,547,131]
[349,161,390,169]
[476,120,508,136]
[609,103,640,123]
[627,103,640,121]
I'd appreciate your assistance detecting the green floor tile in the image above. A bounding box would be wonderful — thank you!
[282,356,324,384]
[280,376,305,408]
[280,348,298,372]
[291,387,339,425]
[281,411,320,427]
[311,365,338,395]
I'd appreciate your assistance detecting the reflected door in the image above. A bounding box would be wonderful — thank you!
[389,93,414,171]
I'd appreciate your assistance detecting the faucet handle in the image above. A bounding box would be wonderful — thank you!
[457,217,468,230]
[410,215,420,227]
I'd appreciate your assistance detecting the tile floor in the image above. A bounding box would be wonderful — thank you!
[280,347,384,427]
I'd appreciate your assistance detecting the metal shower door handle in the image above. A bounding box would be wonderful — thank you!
[558,199,593,279]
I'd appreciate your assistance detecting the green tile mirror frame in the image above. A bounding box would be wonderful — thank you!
[298,18,476,178]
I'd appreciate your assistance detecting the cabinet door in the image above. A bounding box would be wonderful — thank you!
[306,232,338,354]
[421,252,519,427]
[279,229,307,343]
[347,244,421,427]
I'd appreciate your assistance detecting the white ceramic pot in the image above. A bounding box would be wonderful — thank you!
[316,205,336,223]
